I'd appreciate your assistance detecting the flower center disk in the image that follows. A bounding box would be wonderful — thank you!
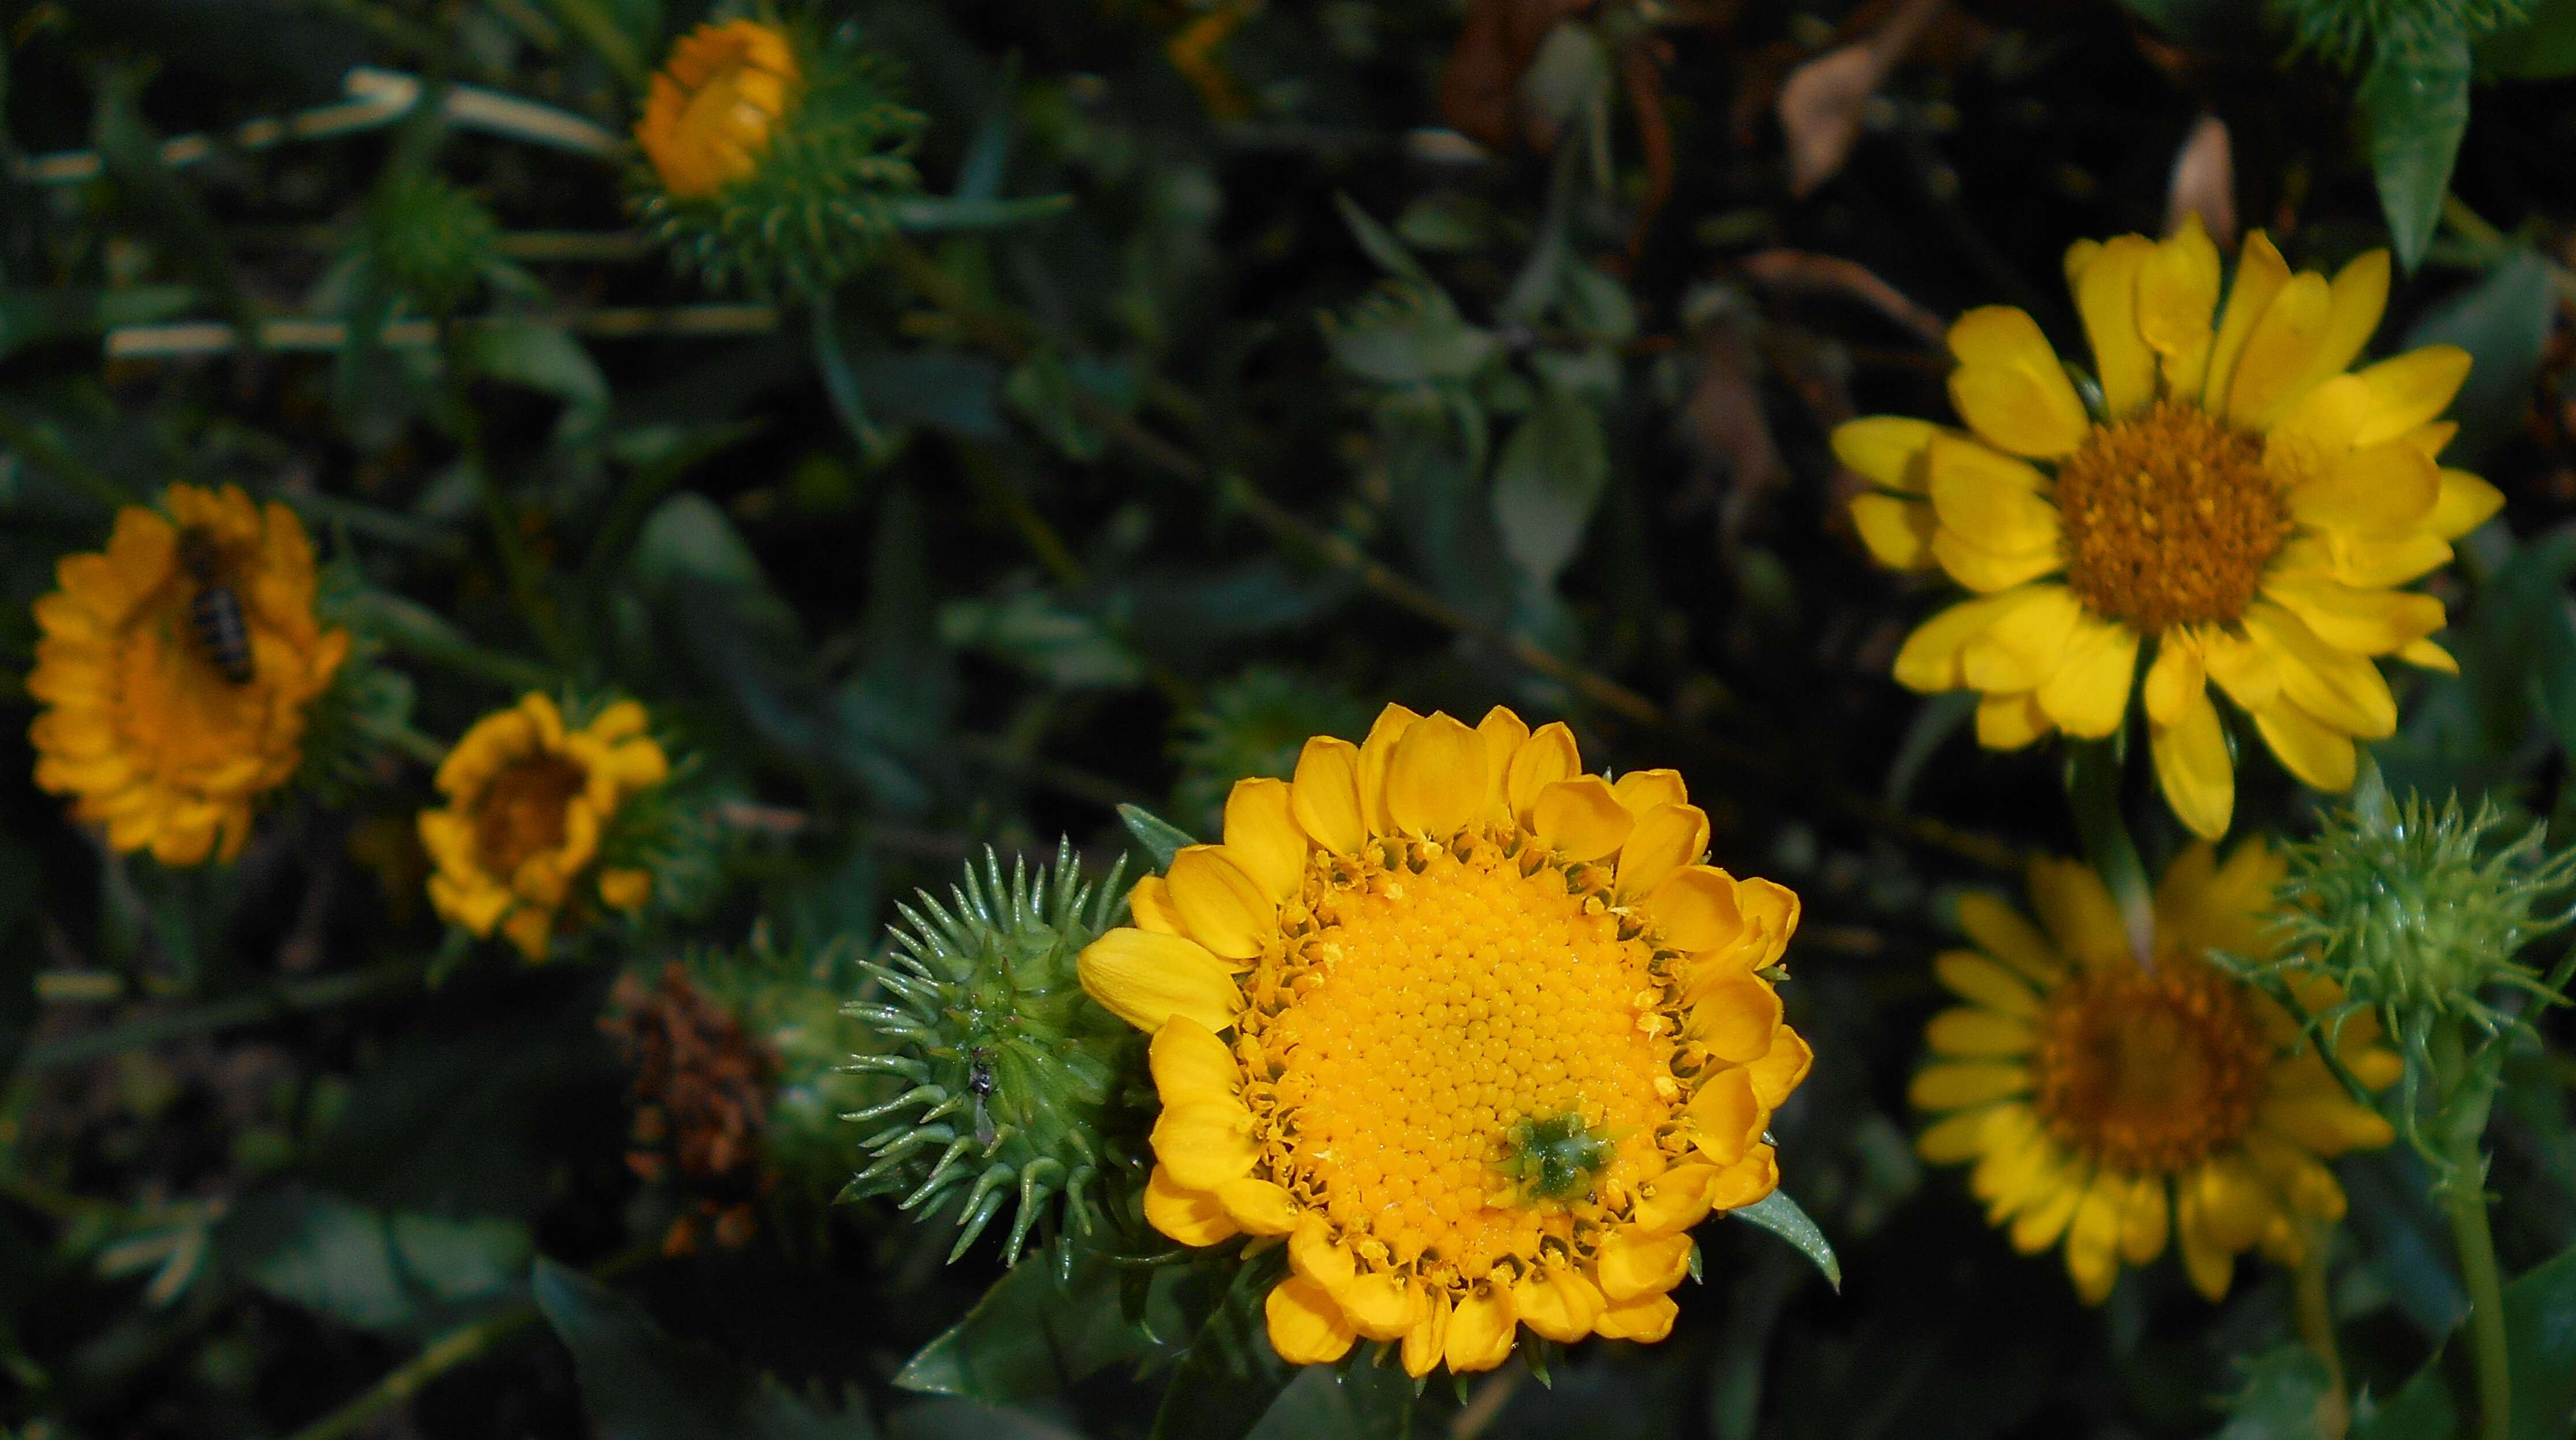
[2031,957,2269,1174]
[474,755,587,876]
[2053,400,2288,633]
[1249,831,1686,1286]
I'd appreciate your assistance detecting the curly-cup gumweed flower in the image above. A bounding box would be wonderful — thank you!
[418,693,669,960]
[637,20,801,201]
[1839,218,2502,840]
[1076,704,1809,1375]
[28,484,349,866]
[1913,841,2399,1303]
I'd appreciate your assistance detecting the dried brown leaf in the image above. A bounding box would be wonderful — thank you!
[1739,249,1945,347]
[1776,0,1947,197]
[1440,0,1598,150]
[2164,113,2237,250]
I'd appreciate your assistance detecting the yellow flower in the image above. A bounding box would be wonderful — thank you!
[636,20,801,200]
[1912,841,2401,1304]
[418,694,669,960]
[28,484,349,866]
[1077,704,1810,1375]
[1839,219,2504,840]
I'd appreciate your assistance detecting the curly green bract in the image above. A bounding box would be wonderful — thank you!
[844,841,1134,1264]
[632,21,927,297]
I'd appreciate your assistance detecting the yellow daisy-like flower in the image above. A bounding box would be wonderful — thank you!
[28,484,349,866]
[418,694,670,960]
[636,19,801,200]
[1077,704,1810,1375]
[1839,218,2506,839]
[1912,841,2401,1304]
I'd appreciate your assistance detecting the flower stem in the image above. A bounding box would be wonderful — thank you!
[2064,741,2155,966]
[2293,1227,2350,1440]
[2431,1018,2511,1440]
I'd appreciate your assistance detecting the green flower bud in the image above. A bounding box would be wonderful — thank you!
[844,841,1132,1264]
[364,171,502,315]
[2267,0,2532,70]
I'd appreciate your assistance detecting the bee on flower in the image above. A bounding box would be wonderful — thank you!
[1912,841,2399,1303]
[631,15,926,296]
[28,484,349,866]
[417,693,670,960]
[1076,704,1811,1375]
[1839,218,2502,840]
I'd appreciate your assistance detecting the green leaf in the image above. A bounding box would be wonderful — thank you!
[1333,193,1431,284]
[2503,1241,2576,1440]
[1120,804,1199,871]
[1732,1190,1841,1291]
[1324,283,1499,389]
[888,1400,1082,1440]
[893,1240,1190,1402]
[2404,249,2555,468]
[2354,1367,2457,1440]
[225,1187,529,1334]
[533,1260,877,1440]
[894,195,1076,233]
[2360,27,2472,273]
[2477,0,2576,78]
[457,320,611,447]
[2215,1346,2336,1440]
[1151,1249,1291,1440]
[1245,1362,1415,1440]
[939,588,1146,689]
[1491,392,1609,589]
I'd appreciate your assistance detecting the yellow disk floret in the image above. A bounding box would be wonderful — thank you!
[28,484,349,866]
[1079,704,1809,1375]
[1838,218,2505,841]
[637,19,801,200]
[418,693,669,960]
[1912,841,2401,1304]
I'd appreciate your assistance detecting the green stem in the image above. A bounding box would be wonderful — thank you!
[2431,1018,2511,1440]
[2064,741,2155,966]
[21,963,420,1070]
[2293,1229,2350,1440]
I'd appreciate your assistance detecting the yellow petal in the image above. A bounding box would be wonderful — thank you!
[1130,875,1184,934]
[1975,691,2052,750]
[1961,585,2085,693]
[1476,707,1530,818]
[1855,499,1937,572]
[1649,865,1744,954]
[2073,234,2158,416]
[1216,1177,1301,1236]
[2064,1169,2128,1305]
[1223,777,1307,901]
[1145,1166,1239,1246]
[2254,700,2357,792]
[1289,1215,1356,1293]
[1934,950,2041,1017]
[1616,801,1708,899]
[1955,891,2066,984]
[1707,1143,1782,1209]
[1078,927,1242,1034]
[2289,439,2440,538]
[2227,270,2334,430]
[1933,528,2063,597]
[2026,855,2130,969]
[1291,736,1367,856]
[1891,590,2034,692]
[2203,626,2283,712]
[2119,1172,2171,1266]
[2175,1181,2234,1300]
[1166,845,1277,961]
[1339,1269,1427,1342]
[1743,1029,1811,1110]
[2305,530,2453,589]
[1505,721,1582,825]
[1927,1006,2035,1058]
[1512,1265,1607,1343]
[1833,416,1943,491]
[1946,307,2090,458]
[1909,1061,2031,1110]
[1264,1277,1355,1365]
[1355,703,1420,838]
[2242,601,2409,719]
[2203,230,2291,412]
[1917,1103,2009,1164]
[2428,469,2504,539]
[2298,249,2391,397]
[2008,1155,2090,1253]
[1149,1016,1241,1109]
[1612,769,1688,816]
[2151,682,2235,842]
[1686,1065,1763,1165]
[1151,1101,1261,1191]
[2260,1093,2395,1155]
[2353,345,2472,446]
[2138,215,2222,396]
[1927,435,2056,541]
[2034,617,2140,740]
[2268,374,2375,469]
[1444,1284,1517,1372]
[1692,975,1784,1064]
[1630,1163,1722,1233]
[1385,711,1486,838]
[1532,776,1633,863]
[1595,1230,1692,1303]
[1591,1290,1678,1343]
[2398,637,2458,674]
[1401,1292,1450,1378]
[2192,1155,2272,1251]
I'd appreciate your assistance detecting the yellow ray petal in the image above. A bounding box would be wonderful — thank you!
[2072,234,2158,416]
[1692,975,1784,1063]
[2119,1172,2171,1266]
[2257,574,2442,666]
[1385,711,1486,838]
[2203,230,2291,412]
[2289,439,2440,538]
[2034,617,2140,740]
[2138,214,2222,395]
[2297,249,2391,396]
[1612,769,1688,816]
[2226,270,2333,430]
[1505,721,1582,825]
[1149,1016,1242,1109]
[1595,1230,1692,1303]
[1216,1177,1301,1236]
[2174,1181,2234,1300]
[1927,1006,2036,1057]
[1145,1166,1239,1245]
[1616,801,1709,900]
[1443,1284,1516,1372]
[1078,927,1242,1034]
[1893,590,2043,693]
[1223,778,1306,900]
[1962,585,2087,693]
[1687,1066,1764,1165]
[1946,307,2090,458]
[1591,1290,1678,1343]
[1650,865,1744,953]
[1910,1061,2031,1110]
[1401,1292,1450,1378]
[1831,416,1942,492]
[2252,699,2357,793]
[1932,529,2065,595]
[1355,703,1420,838]
[1476,706,1530,818]
[1975,690,2052,749]
[1151,1100,1261,1191]
[1954,891,2066,984]
[1291,736,1366,857]
[2428,469,2504,539]
[2353,345,2472,447]
[2064,1169,2128,1304]
[1934,950,2042,1017]
[2150,681,2235,841]
[1166,845,1278,961]
[1928,435,2059,546]
[2027,855,2130,969]
[1265,1277,1355,1364]
[1532,775,1633,863]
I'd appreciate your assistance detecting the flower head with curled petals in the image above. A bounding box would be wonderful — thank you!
[28,484,349,866]
[1078,704,1810,1375]
[1912,840,2399,1304]
[418,693,670,960]
[1840,218,2498,840]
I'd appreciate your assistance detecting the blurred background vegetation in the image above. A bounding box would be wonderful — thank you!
[4,0,2576,1436]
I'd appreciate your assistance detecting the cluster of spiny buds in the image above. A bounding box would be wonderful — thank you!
[603,963,779,1254]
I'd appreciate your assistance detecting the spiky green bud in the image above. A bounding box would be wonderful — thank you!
[2276,792,2576,1038]
[843,841,1131,1264]
[1172,667,1369,835]
[364,170,502,315]
[2265,0,2530,70]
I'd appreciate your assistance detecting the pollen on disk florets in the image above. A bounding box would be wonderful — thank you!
[844,841,1133,1263]
[2031,958,2271,1176]
[2276,793,2576,1034]
[2054,401,2290,635]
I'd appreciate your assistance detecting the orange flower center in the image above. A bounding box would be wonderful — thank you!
[1243,830,1693,1289]
[473,754,586,878]
[2031,957,2269,1175]
[2054,401,2289,633]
